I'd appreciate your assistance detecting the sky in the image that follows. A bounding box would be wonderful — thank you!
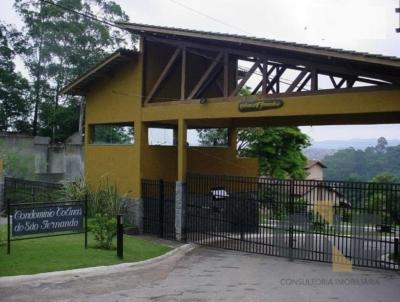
[1,0,400,143]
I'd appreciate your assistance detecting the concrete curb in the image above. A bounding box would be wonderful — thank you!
[0,243,196,286]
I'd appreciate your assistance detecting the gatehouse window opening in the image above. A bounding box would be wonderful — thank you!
[187,128,229,147]
[89,123,134,145]
[148,127,176,146]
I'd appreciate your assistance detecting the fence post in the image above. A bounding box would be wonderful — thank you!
[288,178,295,261]
[175,181,186,242]
[159,179,164,238]
[84,195,88,249]
[117,214,124,259]
[7,198,10,255]
[394,238,399,261]
[0,160,4,213]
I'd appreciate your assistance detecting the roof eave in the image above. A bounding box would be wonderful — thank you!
[116,22,400,69]
[60,49,138,96]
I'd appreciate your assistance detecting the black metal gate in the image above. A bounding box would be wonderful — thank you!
[142,179,176,240]
[186,174,400,270]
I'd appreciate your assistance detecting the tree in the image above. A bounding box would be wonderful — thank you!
[198,128,228,146]
[375,136,388,153]
[0,23,30,132]
[238,127,310,178]
[371,172,399,184]
[14,0,136,140]
[367,173,400,226]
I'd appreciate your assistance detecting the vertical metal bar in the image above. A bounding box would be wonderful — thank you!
[159,179,164,238]
[85,195,88,249]
[289,179,294,261]
[7,198,11,255]
[117,214,124,259]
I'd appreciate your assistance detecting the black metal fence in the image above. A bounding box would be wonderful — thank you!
[142,179,176,240]
[4,177,64,205]
[186,174,400,270]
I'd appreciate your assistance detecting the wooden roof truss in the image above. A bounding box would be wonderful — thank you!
[143,35,398,104]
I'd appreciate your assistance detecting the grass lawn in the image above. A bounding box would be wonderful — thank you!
[0,225,172,277]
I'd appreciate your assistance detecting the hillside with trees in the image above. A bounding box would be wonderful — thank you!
[323,137,400,182]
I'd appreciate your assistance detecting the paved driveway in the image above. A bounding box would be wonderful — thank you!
[1,246,399,302]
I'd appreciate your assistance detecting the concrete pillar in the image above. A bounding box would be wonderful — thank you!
[176,119,187,241]
[175,181,186,241]
[123,197,143,234]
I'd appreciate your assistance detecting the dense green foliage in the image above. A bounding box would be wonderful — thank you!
[92,124,134,144]
[197,127,310,178]
[198,128,228,146]
[1,0,135,141]
[239,127,310,178]
[323,137,400,182]
[0,23,30,132]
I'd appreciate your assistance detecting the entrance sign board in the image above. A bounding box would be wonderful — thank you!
[6,199,87,254]
[12,205,83,236]
[238,99,283,112]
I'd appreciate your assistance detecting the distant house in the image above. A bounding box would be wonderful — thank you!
[293,183,350,208]
[305,160,327,180]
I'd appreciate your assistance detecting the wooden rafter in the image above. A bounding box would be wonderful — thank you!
[311,68,318,91]
[145,36,400,85]
[145,47,181,103]
[265,67,286,93]
[215,79,224,94]
[223,52,229,97]
[347,77,357,88]
[262,60,268,94]
[231,59,261,96]
[187,52,224,99]
[297,73,311,91]
[181,46,187,100]
[287,70,308,93]
[141,35,398,103]
[252,65,276,95]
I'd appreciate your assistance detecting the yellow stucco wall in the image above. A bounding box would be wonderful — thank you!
[85,57,142,196]
[141,145,178,181]
[188,147,258,177]
[140,145,258,182]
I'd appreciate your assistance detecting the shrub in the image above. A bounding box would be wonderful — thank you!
[62,176,126,218]
[90,178,124,217]
[61,177,89,202]
[62,176,127,250]
[90,214,116,249]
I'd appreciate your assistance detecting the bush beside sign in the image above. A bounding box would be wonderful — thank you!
[12,205,84,236]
